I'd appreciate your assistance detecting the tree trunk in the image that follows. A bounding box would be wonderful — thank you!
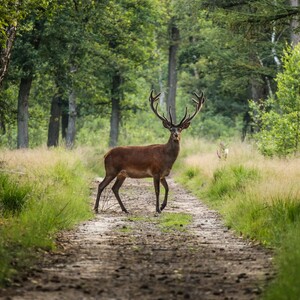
[16,19,43,148]
[109,73,122,147]
[61,99,69,140]
[249,75,268,133]
[291,0,300,46]
[250,77,268,103]
[0,25,17,88]
[17,77,32,148]
[242,70,268,140]
[47,93,62,147]
[167,20,180,123]
[66,90,76,149]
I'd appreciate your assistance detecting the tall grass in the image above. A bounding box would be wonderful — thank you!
[0,148,94,286]
[175,138,300,299]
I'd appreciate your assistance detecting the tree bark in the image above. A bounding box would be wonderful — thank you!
[66,89,76,149]
[61,99,69,140]
[16,19,43,148]
[250,77,268,103]
[47,93,62,147]
[290,0,300,46]
[0,25,17,88]
[109,73,122,147]
[167,20,180,123]
[17,77,32,148]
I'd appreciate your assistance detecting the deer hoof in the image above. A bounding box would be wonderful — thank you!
[94,208,99,214]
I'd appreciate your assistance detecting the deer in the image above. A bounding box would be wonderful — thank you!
[94,90,205,214]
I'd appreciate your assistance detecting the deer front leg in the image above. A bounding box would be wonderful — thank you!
[112,175,128,213]
[94,175,115,213]
[160,177,169,211]
[153,176,161,213]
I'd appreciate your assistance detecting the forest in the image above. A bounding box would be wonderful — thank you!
[0,0,299,154]
[1,0,300,299]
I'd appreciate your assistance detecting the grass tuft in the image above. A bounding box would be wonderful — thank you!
[158,212,193,232]
[0,173,32,215]
[208,165,260,202]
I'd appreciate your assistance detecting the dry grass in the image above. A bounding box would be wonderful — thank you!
[0,147,81,172]
[181,139,300,204]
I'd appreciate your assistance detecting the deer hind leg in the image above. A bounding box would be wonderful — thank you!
[153,176,161,213]
[94,175,115,213]
[112,175,128,213]
[160,177,169,211]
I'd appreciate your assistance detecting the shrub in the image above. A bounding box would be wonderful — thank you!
[250,44,300,157]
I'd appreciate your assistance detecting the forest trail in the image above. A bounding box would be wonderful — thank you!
[0,178,274,300]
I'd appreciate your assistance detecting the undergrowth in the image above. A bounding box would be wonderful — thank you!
[175,138,300,299]
[0,148,93,286]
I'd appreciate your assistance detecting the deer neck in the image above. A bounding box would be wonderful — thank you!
[165,135,180,161]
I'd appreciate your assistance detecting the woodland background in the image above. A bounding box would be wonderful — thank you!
[1,1,300,298]
[1,0,299,155]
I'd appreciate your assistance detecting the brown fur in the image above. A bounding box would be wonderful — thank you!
[93,90,205,214]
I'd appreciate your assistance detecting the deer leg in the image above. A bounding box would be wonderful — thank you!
[153,176,161,213]
[94,175,115,213]
[112,175,128,213]
[160,178,169,211]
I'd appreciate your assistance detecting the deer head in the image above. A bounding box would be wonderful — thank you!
[149,90,205,141]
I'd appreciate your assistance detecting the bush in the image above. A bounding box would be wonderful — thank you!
[250,44,300,157]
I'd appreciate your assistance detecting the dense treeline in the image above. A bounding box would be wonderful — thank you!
[0,0,300,154]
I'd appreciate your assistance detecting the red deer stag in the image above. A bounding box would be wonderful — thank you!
[94,90,205,214]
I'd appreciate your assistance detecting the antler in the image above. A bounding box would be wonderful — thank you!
[149,90,205,128]
[177,91,205,128]
[149,90,173,126]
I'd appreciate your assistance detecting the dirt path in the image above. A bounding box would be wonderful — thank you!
[0,178,274,300]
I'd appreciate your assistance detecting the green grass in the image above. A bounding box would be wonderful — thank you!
[158,212,193,232]
[0,173,32,215]
[0,149,93,286]
[175,139,300,299]
[263,222,300,300]
[127,212,193,233]
[118,225,133,233]
[207,165,260,203]
[128,215,155,222]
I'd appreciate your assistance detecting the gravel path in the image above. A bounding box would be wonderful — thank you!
[0,178,274,300]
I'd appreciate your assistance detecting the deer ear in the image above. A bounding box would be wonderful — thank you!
[181,122,190,130]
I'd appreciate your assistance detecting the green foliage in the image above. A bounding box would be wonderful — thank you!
[0,150,93,286]
[0,0,298,150]
[189,114,240,140]
[250,44,300,157]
